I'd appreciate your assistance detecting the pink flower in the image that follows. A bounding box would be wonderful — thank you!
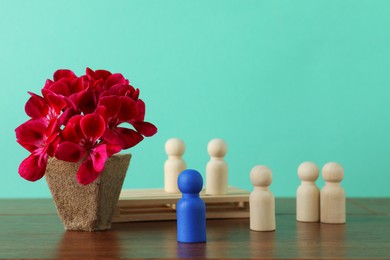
[55,113,108,185]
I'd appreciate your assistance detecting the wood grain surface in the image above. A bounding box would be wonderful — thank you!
[0,198,389,259]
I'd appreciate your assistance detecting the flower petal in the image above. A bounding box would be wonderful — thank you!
[94,69,112,80]
[105,73,128,89]
[46,80,71,96]
[18,154,47,182]
[116,127,144,149]
[105,143,123,157]
[42,89,67,114]
[132,121,158,137]
[98,96,120,119]
[46,134,60,157]
[101,128,124,147]
[77,157,102,185]
[100,128,124,156]
[15,118,48,152]
[53,69,77,82]
[25,93,48,118]
[55,141,85,163]
[69,76,87,94]
[61,115,83,142]
[100,85,137,100]
[135,99,145,121]
[44,79,54,89]
[131,88,140,100]
[90,144,107,172]
[80,113,106,141]
[73,89,98,114]
[58,107,78,126]
[95,105,108,123]
[86,68,112,81]
[118,96,137,122]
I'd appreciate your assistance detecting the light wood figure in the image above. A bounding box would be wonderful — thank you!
[296,161,320,222]
[206,139,228,195]
[320,162,346,224]
[164,138,186,193]
[249,165,276,232]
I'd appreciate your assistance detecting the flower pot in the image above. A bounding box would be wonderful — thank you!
[45,153,131,231]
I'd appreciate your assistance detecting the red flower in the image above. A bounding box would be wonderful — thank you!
[99,84,158,137]
[15,118,60,181]
[96,96,142,155]
[55,113,108,185]
[43,69,82,96]
[96,87,157,155]
[16,68,157,185]
[25,91,71,125]
[85,67,129,90]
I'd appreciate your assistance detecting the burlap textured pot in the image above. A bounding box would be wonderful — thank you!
[45,153,131,231]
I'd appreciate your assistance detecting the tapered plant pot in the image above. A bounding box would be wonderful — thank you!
[45,153,131,231]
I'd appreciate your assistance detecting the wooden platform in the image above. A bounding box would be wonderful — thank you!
[113,187,249,222]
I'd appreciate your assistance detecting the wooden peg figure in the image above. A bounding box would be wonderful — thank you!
[249,165,276,232]
[296,161,320,222]
[320,162,346,224]
[206,139,228,195]
[177,169,206,243]
[164,138,186,193]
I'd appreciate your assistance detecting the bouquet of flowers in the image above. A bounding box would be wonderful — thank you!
[15,68,157,185]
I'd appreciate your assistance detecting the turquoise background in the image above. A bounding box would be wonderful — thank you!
[1,0,389,198]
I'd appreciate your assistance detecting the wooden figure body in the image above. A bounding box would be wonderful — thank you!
[320,162,346,224]
[249,165,275,232]
[206,139,228,195]
[177,169,206,243]
[296,161,320,222]
[164,138,186,193]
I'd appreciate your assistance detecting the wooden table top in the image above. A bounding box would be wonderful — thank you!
[0,198,389,259]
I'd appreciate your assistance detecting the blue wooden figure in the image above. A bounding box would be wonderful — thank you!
[177,169,206,243]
